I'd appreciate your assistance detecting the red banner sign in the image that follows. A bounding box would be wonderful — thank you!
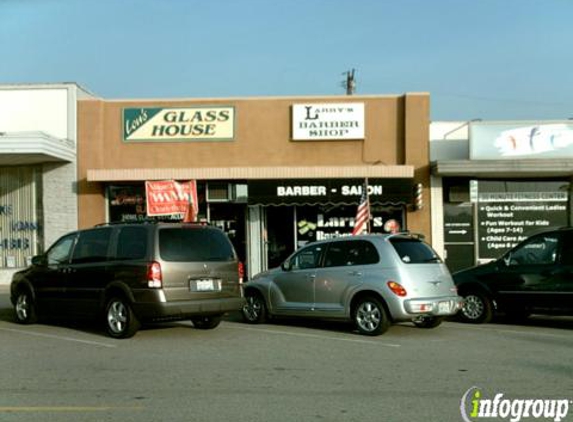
[145,180,198,219]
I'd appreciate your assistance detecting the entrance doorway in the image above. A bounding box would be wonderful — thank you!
[266,206,295,269]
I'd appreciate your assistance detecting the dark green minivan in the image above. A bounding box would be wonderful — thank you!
[10,222,245,338]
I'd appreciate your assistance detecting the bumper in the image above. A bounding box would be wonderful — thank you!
[400,295,463,319]
[132,296,246,321]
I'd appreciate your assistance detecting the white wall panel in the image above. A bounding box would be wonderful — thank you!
[0,88,69,139]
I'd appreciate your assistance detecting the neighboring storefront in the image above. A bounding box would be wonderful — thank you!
[431,120,573,273]
[79,94,431,278]
[0,84,94,281]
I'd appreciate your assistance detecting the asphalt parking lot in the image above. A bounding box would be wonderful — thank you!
[1,285,572,422]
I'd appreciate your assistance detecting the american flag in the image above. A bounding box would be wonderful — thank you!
[352,181,370,235]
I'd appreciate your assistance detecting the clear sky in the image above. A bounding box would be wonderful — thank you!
[2,0,572,121]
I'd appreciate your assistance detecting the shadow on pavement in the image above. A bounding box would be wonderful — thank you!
[447,314,573,331]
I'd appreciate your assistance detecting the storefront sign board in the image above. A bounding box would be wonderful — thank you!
[123,107,235,142]
[476,182,569,260]
[470,121,573,159]
[248,178,412,206]
[292,103,364,140]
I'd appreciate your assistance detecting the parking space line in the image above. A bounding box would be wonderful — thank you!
[0,406,143,412]
[0,327,117,348]
[226,325,401,347]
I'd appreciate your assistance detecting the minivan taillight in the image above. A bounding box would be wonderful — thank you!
[238,262,245,284]
[387,281,407,297]
[148,261,163,288]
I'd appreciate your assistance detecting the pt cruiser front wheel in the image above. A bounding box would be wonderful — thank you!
[352,296,390,336]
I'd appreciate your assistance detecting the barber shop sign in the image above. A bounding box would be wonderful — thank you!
[292,103,365,141]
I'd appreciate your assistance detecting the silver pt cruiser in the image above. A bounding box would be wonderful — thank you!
[242,233,463,335]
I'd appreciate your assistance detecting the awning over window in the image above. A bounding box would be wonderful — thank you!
[248,178,414,206]
[0,131,75,165]
[86,165,414,182]
[432,159,573,178]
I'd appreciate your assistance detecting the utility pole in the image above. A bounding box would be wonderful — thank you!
[342,69,356,95]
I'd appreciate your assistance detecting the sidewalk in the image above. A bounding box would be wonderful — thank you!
[0,270,17,287]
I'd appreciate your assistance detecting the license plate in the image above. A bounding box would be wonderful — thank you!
[193,279,217,292]
[438,301,450,314]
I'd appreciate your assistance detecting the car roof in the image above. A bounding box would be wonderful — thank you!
[305,232,426,247]
[93,221,216,229]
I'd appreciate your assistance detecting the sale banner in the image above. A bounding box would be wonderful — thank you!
[145,180,198,218]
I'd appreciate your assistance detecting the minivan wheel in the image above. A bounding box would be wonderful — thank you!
[242,291,267,324]
[14,289,37,324]
[412,316,444,329]
[105,297,140,339]
[192,315,222,329]
[353,296,390,336]
[459,291,493,324]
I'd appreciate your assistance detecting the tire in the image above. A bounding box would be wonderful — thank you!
[14,288,38,324]
[352,296,390,336]
[192,315,223,330]
[458,291,493,324]
[412,316,444,329]
[104,296,140,339]
[242,291,267,324]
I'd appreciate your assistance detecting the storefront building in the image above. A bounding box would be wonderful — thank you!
[431,120,573,273]
[78,94,431,278]
[0,83,94,282]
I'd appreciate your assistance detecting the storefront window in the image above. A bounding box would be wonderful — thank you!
[108,185,147,222]
[107,184,207,222]
[476,180,569,260]
[264,204,405,269]
[107,183,247,264]
[443,179,571,271]
[0,166,41,267]
[295,205,404,246]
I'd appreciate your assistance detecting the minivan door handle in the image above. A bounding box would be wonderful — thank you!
[348,271,362,277]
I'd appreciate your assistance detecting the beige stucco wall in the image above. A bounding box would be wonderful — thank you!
[77,93,431,239]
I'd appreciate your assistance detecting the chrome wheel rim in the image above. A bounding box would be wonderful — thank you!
[16,294,29,321]
[107,301,127,334]
[462,295,484,320]
[243,295,262,321]
[356,301,381,332]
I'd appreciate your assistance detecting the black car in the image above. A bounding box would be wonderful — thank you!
[454,227,573,323]
[10,222,245,338]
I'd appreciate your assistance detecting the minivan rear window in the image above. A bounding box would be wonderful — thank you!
[389,238,441,264]
[159,228,235,262]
